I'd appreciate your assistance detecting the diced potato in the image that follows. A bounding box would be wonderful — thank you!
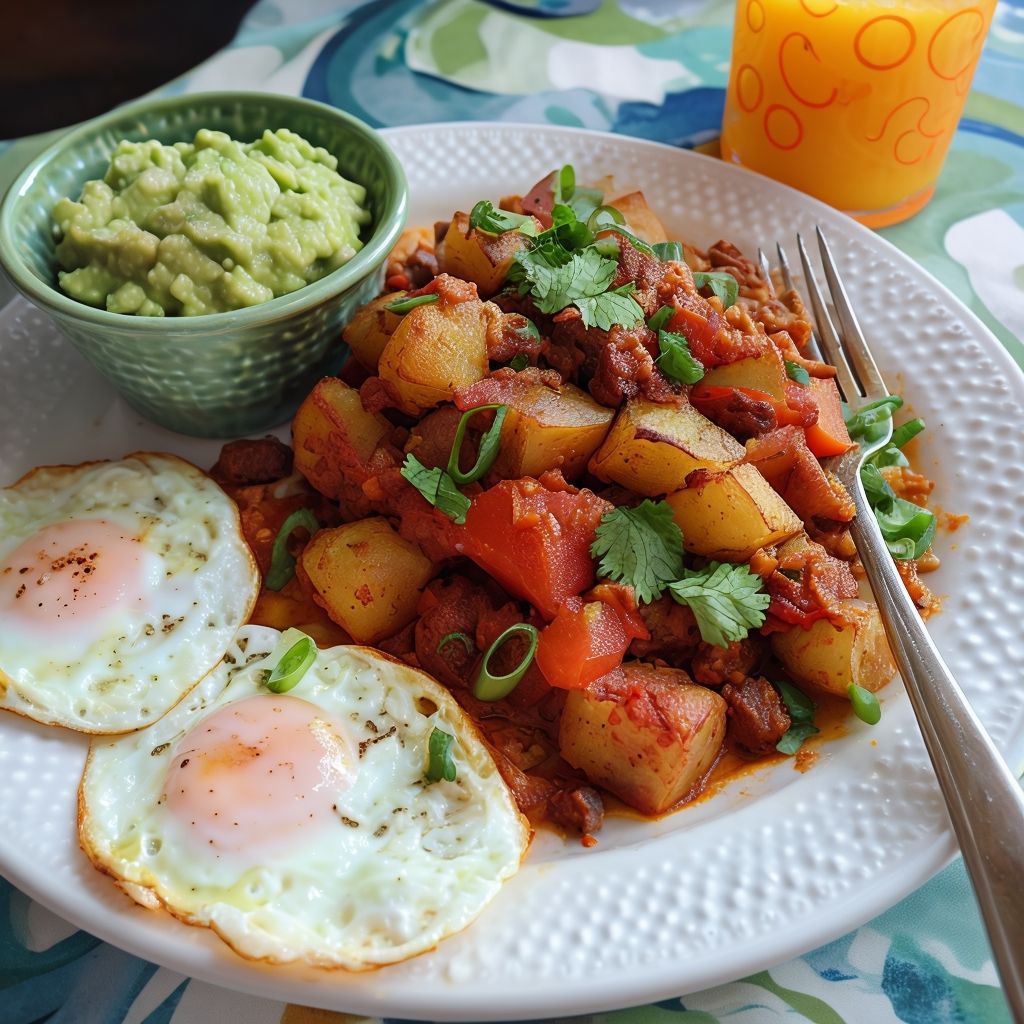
[301,518,434,644]
[559,665,726,815]
[588,398,745,497]
[249,588,351,648]
[701,345,789,401]
[770,599,896,696]
[341,292,405,371]
[378,297,494,415]
[436,211,529,298]
[494,382,614,480]
[666,463,802,561]
[607,191,669,245]
[291,377,392,501]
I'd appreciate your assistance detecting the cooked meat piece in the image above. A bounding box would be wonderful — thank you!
[548,784,605,837]
[415,576,488,688]
[630,597,702,664]
[211,437,293,486]
[690,636,765,687]
[405,406,475,471]
[588,324,677,407]
[721,676,791,757]
[689,385,777,438]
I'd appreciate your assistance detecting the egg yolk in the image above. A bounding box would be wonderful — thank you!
[162,694,355,861]
[0,518,145,635]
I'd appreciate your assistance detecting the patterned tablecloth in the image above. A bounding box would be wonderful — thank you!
[1,2,1022,1022]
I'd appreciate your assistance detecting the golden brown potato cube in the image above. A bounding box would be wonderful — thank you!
[770,599,896,696]
[588,398,745,497]
[666,463,802,562]
[701,345,790,402]
[378,297,494,415]
[494,382,614,480]
[291,377,392,501]
[341,292,405,371]
[559,665,726,815]
[436,210,530,298]
[608,191,669,244]
[301,518,434,644]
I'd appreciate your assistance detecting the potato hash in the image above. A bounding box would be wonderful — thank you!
[215,166,938,843]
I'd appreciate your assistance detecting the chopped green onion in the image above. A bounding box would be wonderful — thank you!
[266,508,319,591]
[692,271,739,310]
[845,395,903,439]
[592,236,621,258]
[426,727,457,783]
[555,164,576,204]
[785,360,811,385]
[508,315,541,346]
[446,404,508,486]
[889,417,925,450]
[509,354,530,371]
[652,241,683,262]
[265,633,317,694]
[598,223,656,257]
[646,304,675,333]
[586,204,626,232]
[848,683,882,725]
[473,623,540,701]
[384,293,440,315]
[437,631,473,656]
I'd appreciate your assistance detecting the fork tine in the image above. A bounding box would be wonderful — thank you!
[757,248,776,298]
[815,227,888,399]
[795,234,863,403]
[775,242,797,294]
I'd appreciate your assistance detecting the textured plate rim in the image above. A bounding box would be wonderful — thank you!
[0,121,1021,1021]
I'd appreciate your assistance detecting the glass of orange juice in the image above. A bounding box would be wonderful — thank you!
[719,0,997,227]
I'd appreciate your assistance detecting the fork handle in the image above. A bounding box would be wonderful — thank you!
[850,493,1024,1023]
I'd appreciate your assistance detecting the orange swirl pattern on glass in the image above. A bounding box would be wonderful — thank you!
[720,0,996,226]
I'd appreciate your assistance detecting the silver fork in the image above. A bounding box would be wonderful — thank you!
[760,229,1024,1022]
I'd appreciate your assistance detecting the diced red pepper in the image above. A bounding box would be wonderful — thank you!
[460,476,612,620]
[534,597,631,690]
[804,377,856,457]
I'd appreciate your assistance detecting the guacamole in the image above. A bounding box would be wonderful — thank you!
[52,128,371,316]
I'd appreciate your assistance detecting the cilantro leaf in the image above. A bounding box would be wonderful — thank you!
[400,453,471,524]
[657,329,705,384]
[468,200,537,236]
[514,246,617,315]
[692,271,739,310]
[576,285,644,330]
[773,680,820,754]
[667,562,770,647]
[590,500,684,605]
[785,360,810,385]
[646,304,675,332]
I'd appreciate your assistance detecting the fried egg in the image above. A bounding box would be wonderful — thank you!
[78,625,530,969]
[0,453,259,733]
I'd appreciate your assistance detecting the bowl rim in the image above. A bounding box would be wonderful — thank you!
[0,90,409,330]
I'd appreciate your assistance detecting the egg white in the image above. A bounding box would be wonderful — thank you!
[0,453,259,733]
[78,624,531,969]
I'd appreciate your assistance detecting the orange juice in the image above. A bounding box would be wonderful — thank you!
[720,0,996,226]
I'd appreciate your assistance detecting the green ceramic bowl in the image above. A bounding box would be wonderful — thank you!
[0,92,407,438]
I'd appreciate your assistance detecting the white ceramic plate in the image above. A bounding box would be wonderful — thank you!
[1,123,1023,1021]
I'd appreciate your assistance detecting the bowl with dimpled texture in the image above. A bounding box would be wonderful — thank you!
[0,91,407,438]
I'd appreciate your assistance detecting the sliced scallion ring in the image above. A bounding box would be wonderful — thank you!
[266,508,319,591]
[384,293,440,315]
[652,241,683,261]
[446,404,508,486]
[437,631,474,656]
[473,623,540,701]
[265,634,317,694]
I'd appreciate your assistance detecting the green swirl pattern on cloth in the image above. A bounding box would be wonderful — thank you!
[0,0,1021,1021]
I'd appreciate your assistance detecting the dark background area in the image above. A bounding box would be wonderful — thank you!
[0,0,260,138]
